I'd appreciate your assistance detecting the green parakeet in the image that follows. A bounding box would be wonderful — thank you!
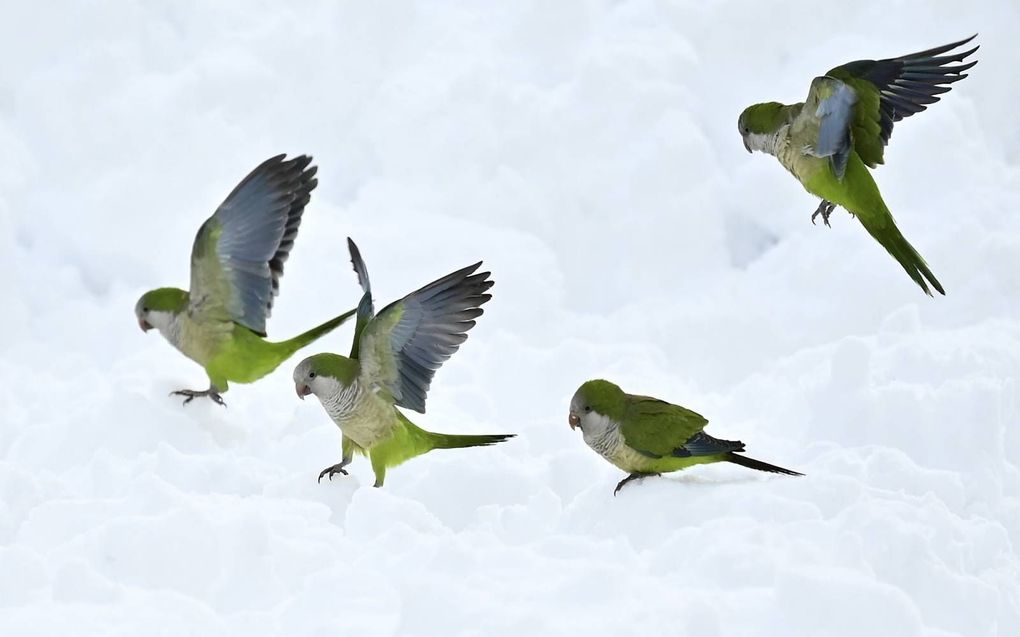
[294,238,513,488]
[135,154,356,406]
[569,379,802,495]
[738,36,979,296]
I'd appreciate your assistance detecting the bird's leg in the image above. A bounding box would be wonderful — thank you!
[317,462,350,483]
[811,200,837,227]
[317,437,358,484]
[370,454,387,488]
[170,387,226,407]
[613,472,661,496]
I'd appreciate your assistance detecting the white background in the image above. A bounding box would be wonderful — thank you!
[1,1,1018,635]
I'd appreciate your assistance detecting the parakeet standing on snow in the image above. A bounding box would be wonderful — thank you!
[738,36,979,296]
[135,154,356,406]
[569,379,802,495]
[294,238,513,488]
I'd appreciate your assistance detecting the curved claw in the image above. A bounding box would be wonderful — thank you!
[169,390,195,406]
[811,200,837,228]
[169,388,227,407]
[613,472,661,496]
[317,464,349,483]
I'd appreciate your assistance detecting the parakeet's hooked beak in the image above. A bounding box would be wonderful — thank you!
[743,136,751,153]
[138,318,152,332]
[295,383,311,400]
[568,412,580,431]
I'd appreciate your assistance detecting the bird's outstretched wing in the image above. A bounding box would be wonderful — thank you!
[356,257,493,413]
[347,238,375,358]
[188,154,317,335]
[827,35,978,168]
[618,396,724,458]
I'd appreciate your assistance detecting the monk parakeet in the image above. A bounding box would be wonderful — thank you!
[294,238,513,488]
[135,154,356,406]
[738,35,979,296]
[569,380,802,495]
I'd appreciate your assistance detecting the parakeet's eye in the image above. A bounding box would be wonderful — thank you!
[583,406,591,413]
[308,371,316,379]
[142,306,149,313]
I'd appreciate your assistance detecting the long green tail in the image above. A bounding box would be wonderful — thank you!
[279,307,358,356]
[398,412,514,453]
[368,414,514,487]
[857,213,945,297]
[393,409,514,454]
[427,431,516,449]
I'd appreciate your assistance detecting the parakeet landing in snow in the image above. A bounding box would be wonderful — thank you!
[569,379,802,495]
[738,35,978,296]
[294,238,513,488]
[135,154,356,406]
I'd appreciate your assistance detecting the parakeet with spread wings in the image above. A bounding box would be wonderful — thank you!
[738,36,978,296]
[294,238,512,488]
[135,155,356,406]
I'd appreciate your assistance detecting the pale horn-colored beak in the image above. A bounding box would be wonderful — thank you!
[296,383,311,400]
[743,137,751,153]
[568,412,580,430]
[138,318,152,332]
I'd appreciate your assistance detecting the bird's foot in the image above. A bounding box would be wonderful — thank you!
[317,463,350,483]
[170,388,226,407]
[811,200,837,227]
[613,472,661,496]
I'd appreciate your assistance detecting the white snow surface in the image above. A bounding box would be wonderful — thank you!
[2,1,1019,635]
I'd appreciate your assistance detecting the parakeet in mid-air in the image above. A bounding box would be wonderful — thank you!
[738,35,979,296]
[569,379,802,495]
[135,154,356,406]
[294,238,513,488]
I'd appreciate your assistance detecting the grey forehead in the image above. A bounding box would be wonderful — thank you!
[293,359,312,378]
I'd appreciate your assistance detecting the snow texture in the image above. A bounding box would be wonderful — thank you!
[1,1,1019,635]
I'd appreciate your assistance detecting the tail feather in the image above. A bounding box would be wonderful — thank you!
[725,452,803,477]
[428,432,515,450]
[280,307,357,354]
[857,215,945,296]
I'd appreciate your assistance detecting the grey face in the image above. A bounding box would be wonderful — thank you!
[568,395,618,443]
[292,358,342,401]
[568,391,592,432]
[134,297,153,332]
[293,359,314,399]
[134,300,174,335]
[738,117,752,152]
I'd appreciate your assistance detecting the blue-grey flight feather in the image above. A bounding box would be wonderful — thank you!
[188,154,317,335]
[357,261,493,413]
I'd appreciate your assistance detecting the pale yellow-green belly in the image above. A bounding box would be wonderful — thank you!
[601,438,723,475]
[597,438,659,473]
[177,315,232,366]
[331,391,399,450]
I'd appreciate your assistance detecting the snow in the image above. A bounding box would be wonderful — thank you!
[1,1,1019,635]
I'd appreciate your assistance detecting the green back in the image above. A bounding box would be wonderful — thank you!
[619,395,709,458]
